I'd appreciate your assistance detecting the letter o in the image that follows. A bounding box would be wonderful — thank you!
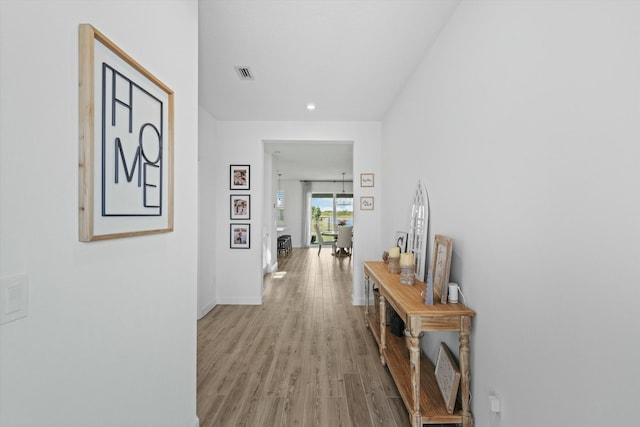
[138,123,162,164]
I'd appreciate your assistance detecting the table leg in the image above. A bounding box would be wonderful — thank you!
[379,295,386,366]
[364,276,370,327]
[407,317,422,427]
[407,332,421,427]
[460,316,473,427]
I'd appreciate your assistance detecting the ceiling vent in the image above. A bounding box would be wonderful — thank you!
[234,66,254,80]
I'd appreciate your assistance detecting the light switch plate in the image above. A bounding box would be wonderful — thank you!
[1,273,28,325]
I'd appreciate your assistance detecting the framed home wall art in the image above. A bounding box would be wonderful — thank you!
[230,165,250,190]
[78,24,174,241]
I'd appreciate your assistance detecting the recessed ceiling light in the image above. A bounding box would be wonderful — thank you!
[306,103,316,111]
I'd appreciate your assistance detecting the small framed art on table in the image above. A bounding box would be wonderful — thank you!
[431,234,454,303]
[435,342,461,414]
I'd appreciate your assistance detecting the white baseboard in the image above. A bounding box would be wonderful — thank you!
[198,300,216,319]
[191,415,200,427]
[216,296,262,305]
[352,295,366,306]
[269,261,278,273]
[263,261,278,274]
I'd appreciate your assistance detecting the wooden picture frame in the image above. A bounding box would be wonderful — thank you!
[360,196,374,210]
[230,165,250,190]
[230,224,250,249]
[360,173,374,187]
[78,24,174,241]
[230,194,251,220]
[431,234,453,303]
[435,342,461,414]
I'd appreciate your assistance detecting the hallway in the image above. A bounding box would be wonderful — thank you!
[196,248,409,426]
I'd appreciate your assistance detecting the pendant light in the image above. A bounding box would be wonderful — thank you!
[337,173,348,207]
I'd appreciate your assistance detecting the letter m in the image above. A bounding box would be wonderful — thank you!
[114,137,141,186]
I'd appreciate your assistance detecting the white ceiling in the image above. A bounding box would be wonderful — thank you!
[265,140,354,182]
[198,0,460,179]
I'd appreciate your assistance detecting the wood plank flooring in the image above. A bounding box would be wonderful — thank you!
[197,248,410,426]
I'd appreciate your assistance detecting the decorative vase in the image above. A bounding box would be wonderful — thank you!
[400,265,415,285]
[387,257,400,274]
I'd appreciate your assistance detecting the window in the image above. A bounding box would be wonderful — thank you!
[335,193,354,227]
[310,192,353,244]
[276,191,285,224]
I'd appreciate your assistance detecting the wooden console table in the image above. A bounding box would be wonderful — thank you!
[363,261,475,427]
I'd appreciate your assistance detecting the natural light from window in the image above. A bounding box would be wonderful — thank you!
[310,192,353,244]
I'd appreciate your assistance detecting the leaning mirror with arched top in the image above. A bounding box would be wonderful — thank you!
[407,180,430,281]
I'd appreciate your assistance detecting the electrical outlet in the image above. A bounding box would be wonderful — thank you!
[489,394,501,413]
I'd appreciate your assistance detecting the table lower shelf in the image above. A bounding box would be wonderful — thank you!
[366,311,463,425]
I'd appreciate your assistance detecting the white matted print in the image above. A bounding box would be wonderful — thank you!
[360,196,374,210]
[360,173,374,187]
[230,165,250,190]
[230,223,250,249]
[230,195,250,220]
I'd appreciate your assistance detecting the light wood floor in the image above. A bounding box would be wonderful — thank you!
[197,248,411,426]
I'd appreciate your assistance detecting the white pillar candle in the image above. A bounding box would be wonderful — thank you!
[400,252,413,266]
[388,247,400,258]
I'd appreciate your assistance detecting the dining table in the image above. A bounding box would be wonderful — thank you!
[321,230,339,238]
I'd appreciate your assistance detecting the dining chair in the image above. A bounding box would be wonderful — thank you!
[334,226,353,257]
[314,223,335,256]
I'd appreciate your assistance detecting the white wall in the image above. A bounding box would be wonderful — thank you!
[382,1,640,426]
[198,107,217,318]
[264,153,275,273]
[278,179,304,248]
[211,121,381,306]
[0,2,199,427]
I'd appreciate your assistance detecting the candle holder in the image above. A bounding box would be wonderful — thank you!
[387,257,400,274]
[400,265,415,285]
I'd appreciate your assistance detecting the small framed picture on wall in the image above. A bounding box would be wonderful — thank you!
[360,196,374,210]
[230,165,250,190]
[360,173,374,187]
[230,195,250,220]
[230,223,250,249]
